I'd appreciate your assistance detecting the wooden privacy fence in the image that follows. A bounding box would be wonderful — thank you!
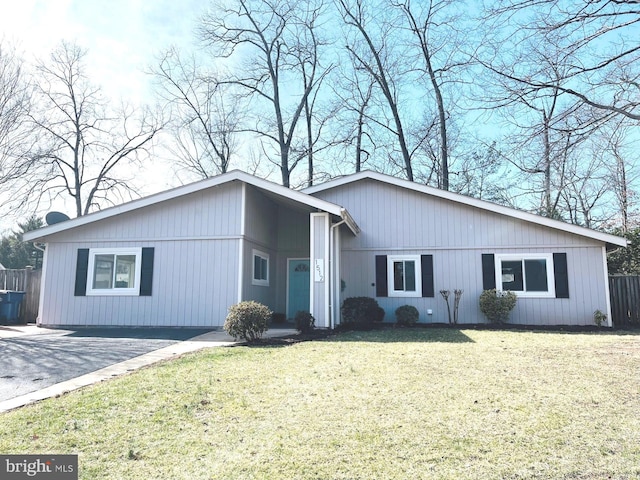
[609,275,640,327]
[0,268,41,323]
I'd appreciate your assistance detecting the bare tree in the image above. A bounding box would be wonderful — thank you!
[14,42,162,217]
[200,0,329,187]
[346,71,375,173]
[154,47,240,179]
[329,47,379,175]
[297,68,336,187]
[337,0,415,181]
[477,20,613,219]
[289,19,336,187]
[393,0,462,190]
[0,42,32,185]
[558,135,609,228]
[599,119,640,232]
[453,141,513,205]
[483,0,640,121]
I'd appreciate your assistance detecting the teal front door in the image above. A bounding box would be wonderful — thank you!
[288,259,310,318]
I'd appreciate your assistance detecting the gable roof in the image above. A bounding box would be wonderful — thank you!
[303,170,627,249]
[23,170,360,242]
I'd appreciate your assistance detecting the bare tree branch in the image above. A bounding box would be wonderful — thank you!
[7,41,163,218]
[482,0,640,120]
[200,0,329,187]
[153,48,240,178]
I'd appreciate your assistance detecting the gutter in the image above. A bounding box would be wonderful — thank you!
[340,208,360,236]
[329,220,347,330]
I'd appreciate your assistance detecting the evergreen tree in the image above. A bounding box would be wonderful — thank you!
[0,215,44,269]
[607,227,640,275]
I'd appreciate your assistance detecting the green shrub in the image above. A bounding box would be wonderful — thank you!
[479,289,517,324]
[224,301,272,342]
[341,297,382,330]
[395,305,419,326]
[271,312,287,324]
[593,309,607,327]
[294,311,315,333]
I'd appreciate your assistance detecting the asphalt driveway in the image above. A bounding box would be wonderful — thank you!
[0,328,211,402]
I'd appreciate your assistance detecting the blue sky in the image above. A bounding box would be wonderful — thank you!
[1,1,634,234]
[0,0,211,231]
[1,0,206,105]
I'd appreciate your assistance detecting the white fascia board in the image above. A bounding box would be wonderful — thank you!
[303,170,627,248]
[24,170,360,241]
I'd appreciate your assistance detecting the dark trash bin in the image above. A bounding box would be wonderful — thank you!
[0,290,26,325]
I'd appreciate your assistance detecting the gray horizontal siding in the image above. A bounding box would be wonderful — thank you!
[318,179,609,326]
[244,186,278,249]
[40,239,239,328]
[242,186,279,312]
[340,247,607,326]
[242,241,276,311]
[46,182,243,243]
[38,182,245,327]
[314,179,599,250]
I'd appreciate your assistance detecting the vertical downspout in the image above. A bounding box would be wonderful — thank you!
[602,245,613,328]
[238,183,246,302]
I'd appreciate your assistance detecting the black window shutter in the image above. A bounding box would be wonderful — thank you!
[553,252,569,298]
[421,254,434,297]
[375,255,388,297]
[74,249,90,296]
[482,254,496,290]
[140,247,155,296]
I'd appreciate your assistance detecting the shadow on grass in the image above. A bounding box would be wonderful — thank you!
[244,327,474,348]
[331,327,475,343]
[460,323,640,337]
[249,323,640,348]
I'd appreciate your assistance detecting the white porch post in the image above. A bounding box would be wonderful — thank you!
[602,245,613,328]
[310,213,330,328]
[36,244,48,326]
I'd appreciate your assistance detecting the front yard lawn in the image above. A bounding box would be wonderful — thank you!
[1,328,639,479]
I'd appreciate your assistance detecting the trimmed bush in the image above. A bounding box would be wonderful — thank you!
[224,301,271,342]
[479,289,517,324]
[341,297,382,330]
[294,311,315,333]
[395,305,419,326]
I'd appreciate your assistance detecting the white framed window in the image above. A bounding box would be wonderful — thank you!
[495,254,555,298]
[387,255,422,297]
[86,248,142,296]
[252,249,270,286]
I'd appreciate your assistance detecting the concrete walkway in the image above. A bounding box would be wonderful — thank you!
[0,326,297,414]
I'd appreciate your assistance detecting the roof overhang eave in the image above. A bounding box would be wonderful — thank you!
[22,170,362,241]
[339,208,360,235]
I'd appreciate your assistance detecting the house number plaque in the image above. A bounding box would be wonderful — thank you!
[314,259,325,282]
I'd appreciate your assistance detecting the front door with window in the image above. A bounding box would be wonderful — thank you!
[287,259,310,318]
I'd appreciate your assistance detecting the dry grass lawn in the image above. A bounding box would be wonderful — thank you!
[1,328,639,479]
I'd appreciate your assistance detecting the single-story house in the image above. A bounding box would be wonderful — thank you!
[23,170,626,329]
